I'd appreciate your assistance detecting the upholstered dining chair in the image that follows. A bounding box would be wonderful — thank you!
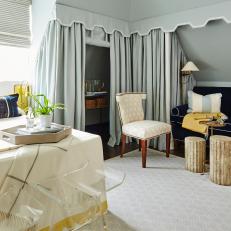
[116,93,172,168]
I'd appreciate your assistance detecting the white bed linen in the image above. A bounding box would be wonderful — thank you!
[0,115,26,130]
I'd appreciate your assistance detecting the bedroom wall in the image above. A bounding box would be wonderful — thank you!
[0,81,21,96]
[177,20,231,87]
[32,0,56,56]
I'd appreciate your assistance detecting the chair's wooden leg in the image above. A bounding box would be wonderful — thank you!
[139,140,141,151]
[166,133,171,158]
[141,140,147,168]
[121,134,126,158]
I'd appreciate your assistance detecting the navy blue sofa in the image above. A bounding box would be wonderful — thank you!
[171,87,231,146]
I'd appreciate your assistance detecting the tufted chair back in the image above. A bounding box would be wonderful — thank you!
[116,93,147,125]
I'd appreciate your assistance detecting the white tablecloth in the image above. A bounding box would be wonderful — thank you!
[0,129,107,230]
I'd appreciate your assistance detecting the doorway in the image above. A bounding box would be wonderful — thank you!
[85,44,110,144]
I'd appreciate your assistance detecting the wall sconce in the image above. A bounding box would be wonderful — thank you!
[181,61,199,76]
[180,61,199,103]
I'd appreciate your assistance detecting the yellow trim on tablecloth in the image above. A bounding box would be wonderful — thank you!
[39,201,108,231]
[182,113,223,134]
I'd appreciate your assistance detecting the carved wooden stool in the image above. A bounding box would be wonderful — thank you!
[210,135,231,186]
[185,137,206,173]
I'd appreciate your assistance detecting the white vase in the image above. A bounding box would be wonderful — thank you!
[39,114,52,128]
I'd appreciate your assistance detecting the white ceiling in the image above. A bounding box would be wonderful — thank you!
[56,0,231,21]
[56,0,131,21]
[129,0,230,21]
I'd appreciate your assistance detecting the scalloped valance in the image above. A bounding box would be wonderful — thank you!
[130,1,231,35]
[51,1,231,37]
[51,3,130,37]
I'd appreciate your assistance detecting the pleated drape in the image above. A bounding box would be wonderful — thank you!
[169,32,185,108]
[34,22,194,148]
[34,20,86,131]
[131,30,167,149]
[131,30,195,149]
[108,31,132,146]
[169,32,196,107]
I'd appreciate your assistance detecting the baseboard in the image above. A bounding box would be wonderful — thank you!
[197,81,231,87]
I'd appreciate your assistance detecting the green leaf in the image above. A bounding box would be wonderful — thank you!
[30,93,65,116]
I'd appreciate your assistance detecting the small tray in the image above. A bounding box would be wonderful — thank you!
[0,124,72,145]
[199,121,226,127]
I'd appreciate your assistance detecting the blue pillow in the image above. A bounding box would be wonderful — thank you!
[0,94,20,119]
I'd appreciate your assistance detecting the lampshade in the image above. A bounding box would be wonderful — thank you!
[181,61,199,72]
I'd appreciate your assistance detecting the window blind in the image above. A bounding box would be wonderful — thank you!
[0,0,31,47]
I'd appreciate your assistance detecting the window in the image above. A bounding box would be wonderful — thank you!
[0,0,32,47]
[0,45,31,82]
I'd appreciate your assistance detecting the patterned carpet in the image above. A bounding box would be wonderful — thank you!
[105,149,231,231]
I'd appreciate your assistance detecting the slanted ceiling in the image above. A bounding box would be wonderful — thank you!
[177,20,231,85]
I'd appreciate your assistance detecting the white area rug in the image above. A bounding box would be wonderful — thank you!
[105,149,231,231]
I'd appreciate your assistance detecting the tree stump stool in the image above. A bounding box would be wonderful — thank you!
[210,135,231,186]
[185,137,206,173]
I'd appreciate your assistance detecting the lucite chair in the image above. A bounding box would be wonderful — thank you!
[31,162,125,231]
[34,177,105,230]
[31,162,105,230]
[116,93,172,168]
[0,185,44,231]
[97,166,125,192]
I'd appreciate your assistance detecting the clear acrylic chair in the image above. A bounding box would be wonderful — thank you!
[31,161,106,230]
[31,162,125,231]
[0,184,44,231]
[62,165,126,231]
[96,166,125,192]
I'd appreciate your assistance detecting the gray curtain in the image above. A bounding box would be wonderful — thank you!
[131,29,167,150]
[35,20,86,130]
[108,31,132,147]
[169,32,196,107]
[131,30,195,150]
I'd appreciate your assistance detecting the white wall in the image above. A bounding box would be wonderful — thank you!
[32,0,56,56]
[0,81,22,96]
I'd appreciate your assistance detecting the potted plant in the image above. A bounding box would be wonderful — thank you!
[30,94,64,128]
